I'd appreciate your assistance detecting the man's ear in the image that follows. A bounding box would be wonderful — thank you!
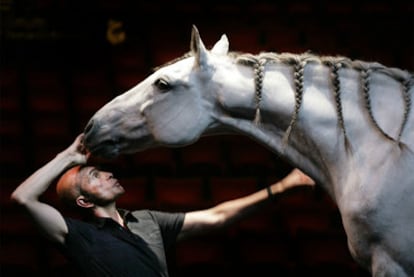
[76,195,94,208]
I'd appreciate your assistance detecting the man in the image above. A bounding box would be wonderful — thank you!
[11,133,315,277]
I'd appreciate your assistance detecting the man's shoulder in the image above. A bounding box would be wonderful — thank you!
[64,216,96,230]
[129,209,158,221]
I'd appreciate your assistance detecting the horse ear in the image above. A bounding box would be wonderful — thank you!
[211,34,229,56]
[190,25,208,68]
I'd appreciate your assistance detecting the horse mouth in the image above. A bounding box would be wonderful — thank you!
[83,121,122,158]
[83,116,154,158]
[84,131,154,158]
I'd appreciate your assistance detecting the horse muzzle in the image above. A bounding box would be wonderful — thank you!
[83,119,120,158]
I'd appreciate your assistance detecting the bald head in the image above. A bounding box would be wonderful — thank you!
[56,165,84,206]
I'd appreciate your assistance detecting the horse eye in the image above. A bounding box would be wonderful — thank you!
[154,78,172,92]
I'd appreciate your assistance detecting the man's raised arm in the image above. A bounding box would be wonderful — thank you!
[11,134,89,244]
[178,168,315,240]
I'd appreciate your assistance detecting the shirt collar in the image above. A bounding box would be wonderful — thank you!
[90,209,139,229]
[119,208,139,223]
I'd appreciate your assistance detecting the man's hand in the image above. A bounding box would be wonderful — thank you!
[60,133,90,167]
[280,168,315,190]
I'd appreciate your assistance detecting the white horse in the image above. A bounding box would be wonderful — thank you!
[83,26,414,276]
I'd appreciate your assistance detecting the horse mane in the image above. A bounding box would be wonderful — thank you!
[154,50,413,82]
[235,51,413,147]
[152,49,413,147]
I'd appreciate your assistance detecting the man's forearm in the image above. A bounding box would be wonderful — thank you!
[206,170,315,228]
[11,151,76,204]
[210,187,272,228]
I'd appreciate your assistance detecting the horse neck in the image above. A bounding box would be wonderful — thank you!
[215,58,337,191]
[214,53,413,198]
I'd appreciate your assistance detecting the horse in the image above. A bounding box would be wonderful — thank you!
[83,25,414,276]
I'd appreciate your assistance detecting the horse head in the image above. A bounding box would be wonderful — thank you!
[84,26,230,157]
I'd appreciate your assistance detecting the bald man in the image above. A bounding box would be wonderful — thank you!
[11,134,315,276]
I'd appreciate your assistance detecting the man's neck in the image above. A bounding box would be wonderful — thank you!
[93,203,125,227]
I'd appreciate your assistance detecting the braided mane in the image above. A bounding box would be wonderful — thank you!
[155,50,413,147]
[235,51,413,146]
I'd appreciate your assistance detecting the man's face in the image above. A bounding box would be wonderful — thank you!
[77,166,125,206]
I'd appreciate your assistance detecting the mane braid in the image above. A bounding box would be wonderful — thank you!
[235,54,267,124]
[253,59,266,125]
[360,68,395,142]
[283,57,305,146]
[398,78,413,141]
[322,60,347,136]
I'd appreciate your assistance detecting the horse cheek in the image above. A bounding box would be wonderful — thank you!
[167,106,206,145]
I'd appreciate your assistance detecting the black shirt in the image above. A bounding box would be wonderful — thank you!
[60,209,185,277]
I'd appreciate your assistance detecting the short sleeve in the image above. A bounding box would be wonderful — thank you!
[147,210,185,249]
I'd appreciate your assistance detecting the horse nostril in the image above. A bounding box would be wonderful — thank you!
[84,120,94,135]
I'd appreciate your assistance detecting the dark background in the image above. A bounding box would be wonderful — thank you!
[1,0,413,276]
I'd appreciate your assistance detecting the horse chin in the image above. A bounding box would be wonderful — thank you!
[87,143,121,159]
[104,148,121,159]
